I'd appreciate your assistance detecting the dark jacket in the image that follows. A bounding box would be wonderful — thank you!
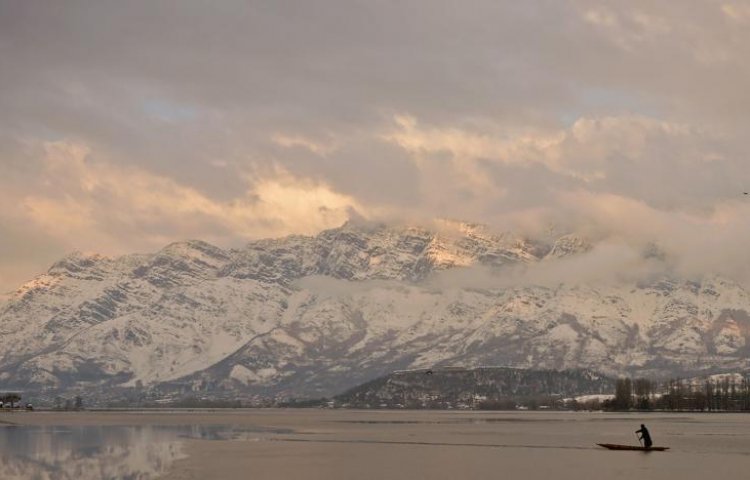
[636,425,653,448]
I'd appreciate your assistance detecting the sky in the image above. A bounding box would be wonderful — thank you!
[2,0,750,292]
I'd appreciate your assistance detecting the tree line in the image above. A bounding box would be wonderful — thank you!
[0,393,22,408]
[53,395,84,411]
[604,376,750,411]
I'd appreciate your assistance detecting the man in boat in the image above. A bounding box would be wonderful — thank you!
[636,424,652,448]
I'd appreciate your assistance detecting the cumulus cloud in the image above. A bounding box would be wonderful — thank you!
[380,112,740,221]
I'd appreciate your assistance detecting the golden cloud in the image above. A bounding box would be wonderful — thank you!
[19,140,367,254]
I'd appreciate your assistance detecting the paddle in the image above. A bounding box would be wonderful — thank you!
[635,432,643,447]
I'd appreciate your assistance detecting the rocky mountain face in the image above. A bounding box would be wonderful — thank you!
[2,221,750,402]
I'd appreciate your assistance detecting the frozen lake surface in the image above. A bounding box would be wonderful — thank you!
[2,410,750,479]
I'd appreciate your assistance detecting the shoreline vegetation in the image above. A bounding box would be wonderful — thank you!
[599,376,750,413]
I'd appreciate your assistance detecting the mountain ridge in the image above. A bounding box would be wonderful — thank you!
[2,221,750,401]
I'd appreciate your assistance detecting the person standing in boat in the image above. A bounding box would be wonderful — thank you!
[636,424,652,448]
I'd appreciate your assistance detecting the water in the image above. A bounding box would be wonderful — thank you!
[0,423,289,479]
[2,411,750,479]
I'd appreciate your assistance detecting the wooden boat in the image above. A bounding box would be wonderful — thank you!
[597,443,669,451]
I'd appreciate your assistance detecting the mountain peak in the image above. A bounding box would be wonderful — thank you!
[160,240,229,262]
[48,251,109,276]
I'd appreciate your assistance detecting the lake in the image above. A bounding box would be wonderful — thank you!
[1,410,749,479]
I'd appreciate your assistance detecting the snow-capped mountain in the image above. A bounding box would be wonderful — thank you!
[2,221,750,400]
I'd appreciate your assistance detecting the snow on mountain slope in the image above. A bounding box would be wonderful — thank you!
[2,221,750,399]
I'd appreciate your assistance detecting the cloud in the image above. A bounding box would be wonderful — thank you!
[383,114,565,181]
[426,242,663,292]
[13,140,366,259]
[294,275,411,298]
[271,133,338,156]
[551,190,750,285]
[721,3,750,23]
[296,240,665,296]
[582,6,672,52]
[2,1,750,291]
[383,112,738,217]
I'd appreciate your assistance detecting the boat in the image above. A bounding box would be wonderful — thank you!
[597,443,669,451]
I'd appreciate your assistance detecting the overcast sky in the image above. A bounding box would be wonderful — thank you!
[2,0,750,292]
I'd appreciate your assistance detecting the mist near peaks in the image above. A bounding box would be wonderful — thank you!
[428,243,667,291]
[293,240,680,300]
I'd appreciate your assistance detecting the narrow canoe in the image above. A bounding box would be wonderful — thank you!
[597,443,669,451]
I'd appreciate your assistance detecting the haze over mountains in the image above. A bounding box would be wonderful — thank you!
[2,220,750,400]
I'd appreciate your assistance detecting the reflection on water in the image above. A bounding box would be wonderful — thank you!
[0,424,281,480]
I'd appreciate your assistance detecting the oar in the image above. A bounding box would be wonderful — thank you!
[635,432,642,447]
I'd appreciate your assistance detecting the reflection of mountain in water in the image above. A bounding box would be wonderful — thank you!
[0,425,190,480]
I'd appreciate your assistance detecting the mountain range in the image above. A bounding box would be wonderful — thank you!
[2,220,750,401]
